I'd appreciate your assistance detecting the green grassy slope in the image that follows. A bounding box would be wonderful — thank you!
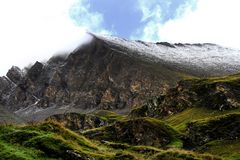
[196,139,240,160]
[1,73,240,159]
[0,120,222,160]
[165,107,240,132]
[164,108,240,159]
[83,117,183,148]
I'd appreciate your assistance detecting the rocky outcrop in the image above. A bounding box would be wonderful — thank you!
[46,113,108,131]
[0,76,14,105]
[129,90,192,119]
[186,113,240,146]
[45,110,125,131]
[26,61,44,82]
[129,75,240,118]
[176,78,240,110]
[83,117,181,148]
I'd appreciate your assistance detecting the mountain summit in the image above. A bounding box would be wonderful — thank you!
[0,33,240,159]
[1,33,240,121]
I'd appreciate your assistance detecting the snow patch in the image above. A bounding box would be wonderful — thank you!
[99,35,240,74]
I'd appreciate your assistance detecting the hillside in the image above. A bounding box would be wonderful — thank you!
[1,33,240,121]
[0,34,240,159]
[0,121,221,160]
[130,73,240,118]
[0,73,238,159]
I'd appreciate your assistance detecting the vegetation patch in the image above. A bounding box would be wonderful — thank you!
[84,117,183,148]
[187,113,240,146]
[151,149,222,160]
[46,110,126,132]
[165,107,240,132]
[0,122,112,159]
[196,139,240,159]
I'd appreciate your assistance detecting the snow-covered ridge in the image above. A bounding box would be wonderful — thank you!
[97,34,240,75]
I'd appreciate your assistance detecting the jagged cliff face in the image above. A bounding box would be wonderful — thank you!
[0,35,184,119]
[1,33,240,120]
[1,33,240,159]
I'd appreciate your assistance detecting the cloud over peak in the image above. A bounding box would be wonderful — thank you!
[0,0,105,75]
[133,0,240,49]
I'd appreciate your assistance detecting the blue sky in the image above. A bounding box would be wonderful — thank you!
[70,0,197,40]
[0,0,240,75]
[87,0,142,38]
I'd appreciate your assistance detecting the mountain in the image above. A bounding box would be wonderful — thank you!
[99,34,240,76]
[1,33,240,159]
[1,33,240,121]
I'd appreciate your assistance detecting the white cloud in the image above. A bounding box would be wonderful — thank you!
[69,0,110,35]
[0,0,106,76]
[138,0,165,22]
[134,0,240,49]
[131,0,164,41]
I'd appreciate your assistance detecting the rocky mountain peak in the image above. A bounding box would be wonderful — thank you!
[1,33,240,121]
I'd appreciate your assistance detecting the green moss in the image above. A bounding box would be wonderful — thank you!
[164,107,240,159]
[102,141,130,150]
[0,120,225,160]
[37,121,98,149]
[93,110,126,122]
[196,73,240,86]
[184,73,240,87]
[151,149,222,160]
[167,139,183,149]
[0,140,48,160]
[165,107,240,132]
[0,122,107,159]
[23,134,72,158]
[0,130,40,145]
[0,121,154,159]
[196,139,240,160]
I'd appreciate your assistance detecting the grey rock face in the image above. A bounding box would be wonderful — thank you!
[27,61,44,81]
[0,76,14,104]
[1,33,240,119]
[6,66,23,84]
[0,36,183,116]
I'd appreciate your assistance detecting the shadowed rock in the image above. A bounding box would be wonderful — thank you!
[6,66,23,84]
